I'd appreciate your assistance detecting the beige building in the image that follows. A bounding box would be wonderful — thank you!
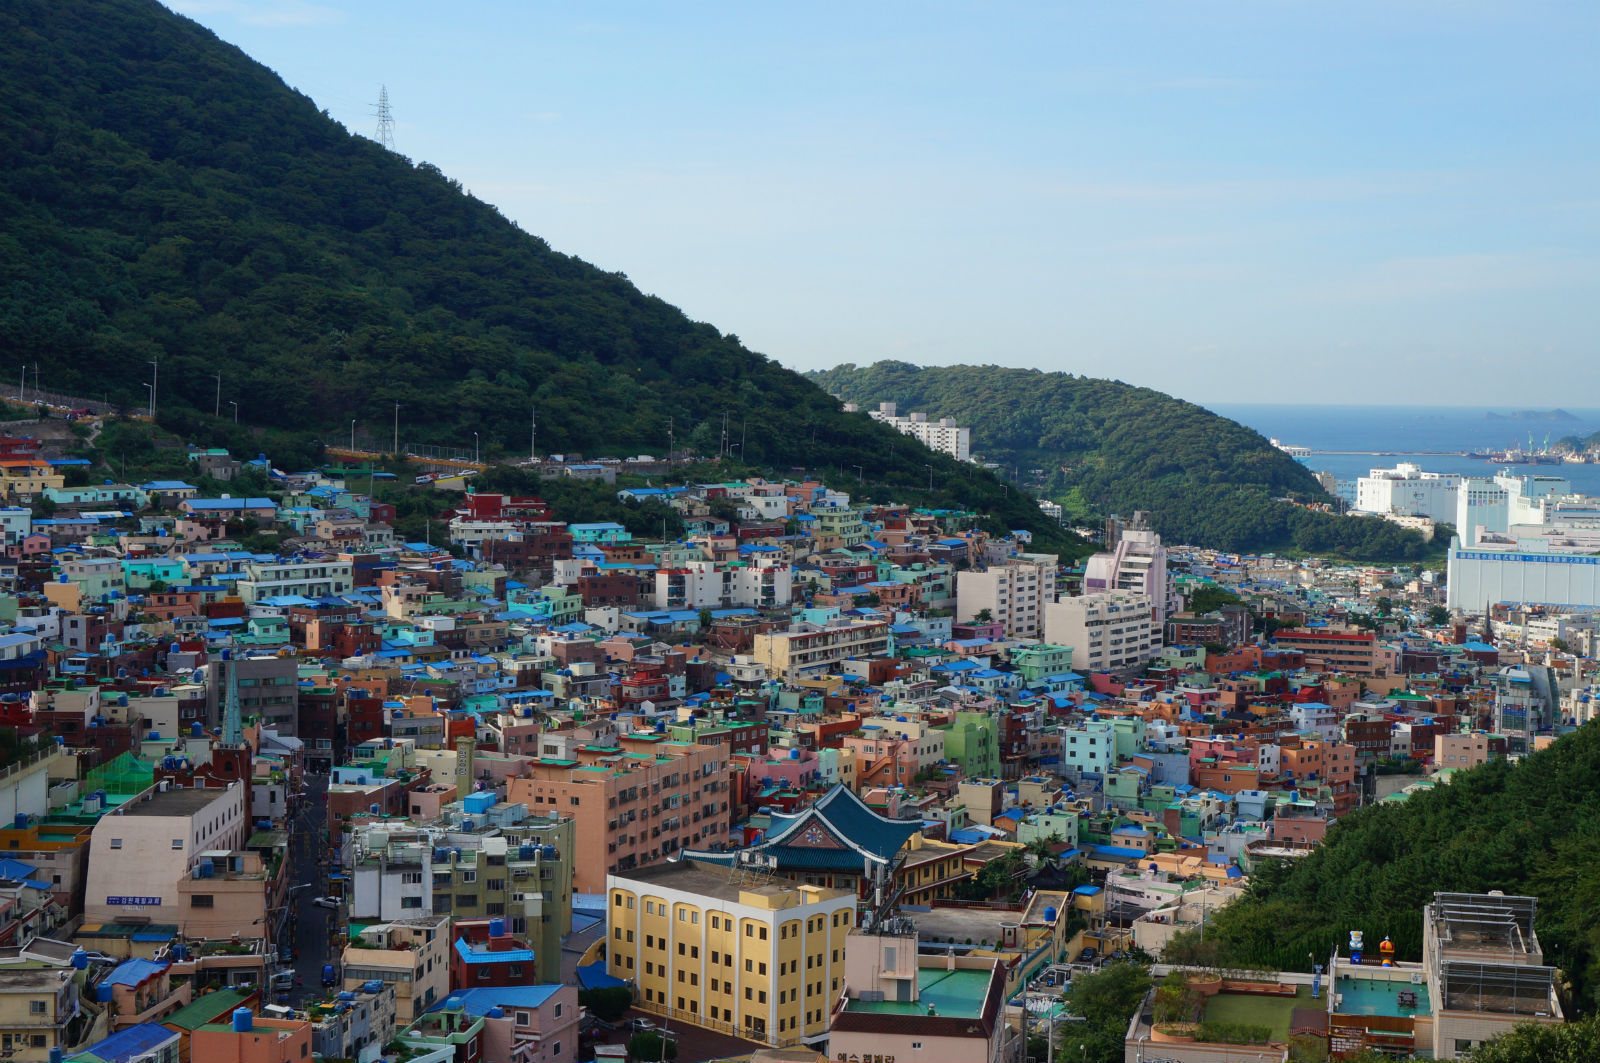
[751,619,890,682]
[1434,733,1502,771]
[1044,591,1159,673]
[0,968,80,1062]
[506,739,728,893]
[341,915,451,1024]
[84,782,248,927]
[608,860,855,1048]
[955,555,1056,638]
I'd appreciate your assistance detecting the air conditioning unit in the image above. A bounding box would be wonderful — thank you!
[1410,973,1424,985]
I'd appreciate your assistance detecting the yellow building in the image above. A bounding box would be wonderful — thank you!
[607,860,856,1049]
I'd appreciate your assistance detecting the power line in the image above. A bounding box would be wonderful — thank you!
[373,85,395,150]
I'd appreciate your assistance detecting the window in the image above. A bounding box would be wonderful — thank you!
[190,895,213,908]
[516,1011,530,1026]
[110,839,122,849]
[553,1002,562,1017]
[29,1001,46,1014]
[171,838,184,849]
[401,897,422,909]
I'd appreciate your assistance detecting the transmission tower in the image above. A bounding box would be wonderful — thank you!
[373,85,395,150]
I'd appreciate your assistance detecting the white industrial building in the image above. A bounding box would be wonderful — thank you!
[1355,463,1464,522]
[1455,471,1576,542]
[1446,537,1600,610]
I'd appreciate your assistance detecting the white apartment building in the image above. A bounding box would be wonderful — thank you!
[867,402,971,462]
[1043,591,1159,673]
[236,558,354,604]
[955,555,1056,638]
[84,782,248,927]
[652,559,792,611]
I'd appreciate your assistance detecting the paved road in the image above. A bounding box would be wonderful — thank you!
[281,771,335,1005]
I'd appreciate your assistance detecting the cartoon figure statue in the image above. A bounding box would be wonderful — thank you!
[1379,936,1395,967]
[1350,929,1364,966]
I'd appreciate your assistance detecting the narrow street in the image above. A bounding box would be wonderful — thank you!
[283,770,335,1005]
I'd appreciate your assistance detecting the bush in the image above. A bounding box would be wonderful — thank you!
[578,986,633,1022]
[1194,1021,1272,1044]
[627,1031,676,1060]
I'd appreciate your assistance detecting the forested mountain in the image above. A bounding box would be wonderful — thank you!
[1184,721,1600,1015]
[810,361,1438,560]
[0,1,1073,549]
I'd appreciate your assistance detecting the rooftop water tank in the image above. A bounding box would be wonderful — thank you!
[487,1005,505,1019]
[70,948,87,970]
[363,980,383,993]
[1043,906,1058,923]
[337,991,356,1002]
[489,918,506,938]
[232,1007,253,1032]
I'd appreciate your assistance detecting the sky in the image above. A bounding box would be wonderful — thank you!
[168,0,1600,406]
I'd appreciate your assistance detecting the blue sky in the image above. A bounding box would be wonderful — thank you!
[170,1,1599,405]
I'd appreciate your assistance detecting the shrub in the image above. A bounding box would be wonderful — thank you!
[1194,1021,1272,1044]
[578,986,634,1022]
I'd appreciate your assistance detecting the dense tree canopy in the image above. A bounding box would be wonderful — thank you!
[0,0,1077,553]
[811,361,1441,561]
[1190,721,1600,1016]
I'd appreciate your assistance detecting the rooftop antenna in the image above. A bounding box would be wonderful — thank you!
[374,85,396,150]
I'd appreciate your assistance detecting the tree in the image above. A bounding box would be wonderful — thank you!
[627,1031,677,1060]
[1468,1014,1600,1063]
[1375,596,1394,617]
[974,608,993,624]
[1063,961,1152,1062]
[1426,605,1451,626]
[577,986,633,1022]
[1549,636,1570,653]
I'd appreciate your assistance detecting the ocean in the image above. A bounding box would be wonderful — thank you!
[1208,403,1600,495]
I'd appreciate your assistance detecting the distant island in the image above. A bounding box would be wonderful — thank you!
[1485,408,1580,422]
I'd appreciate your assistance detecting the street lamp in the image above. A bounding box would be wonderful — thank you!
[229,401,239,423]
[473,431,479,464]
[924,463,934,492]
[147,357,158,418]
[142,382,154,419]
[393,402,401,455]
[852,464,863,481]
[350,419,357,450]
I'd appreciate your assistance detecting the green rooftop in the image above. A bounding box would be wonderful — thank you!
[164,988,252,1030]
[846,966,992,1019]
[1201,986,1316,1041]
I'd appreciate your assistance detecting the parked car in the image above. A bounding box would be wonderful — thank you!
[1078,946,1098,963]
[312,896,340,910]
[628,1017,656,1032]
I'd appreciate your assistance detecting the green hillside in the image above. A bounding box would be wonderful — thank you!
[1182,721,1600,1015]
[0,0,1074,550]
[810,361,1439,560]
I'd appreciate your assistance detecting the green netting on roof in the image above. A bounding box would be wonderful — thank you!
[84,751,155,795]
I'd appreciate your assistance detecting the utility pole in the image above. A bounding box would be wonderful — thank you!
[373,85,395,150]
[530,406,537,463]
[393,403,401,456]
[214,373,222,417]
[666,416,674,458]
[720,412,729,459]
[350,419,357,451]
[148,357,158,418]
